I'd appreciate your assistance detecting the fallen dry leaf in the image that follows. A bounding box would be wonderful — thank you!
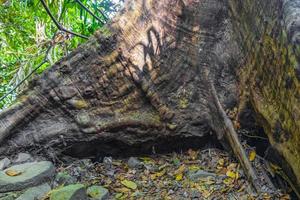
[5,169,22,177]
[121,180,137,190]
[249,150,256,162]
[226,170,237,179]
[223,177,235,185]
[218,158,225,166]
[151,169,166,180]
[175,173,183,181]
[174,164,185,175]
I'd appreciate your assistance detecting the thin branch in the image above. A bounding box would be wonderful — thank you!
[96,7,109,22]
[40,0,88,39]
[0,45,52,103]
[74,0,105,24]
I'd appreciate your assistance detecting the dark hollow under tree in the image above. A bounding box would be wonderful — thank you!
[1,0,300,194]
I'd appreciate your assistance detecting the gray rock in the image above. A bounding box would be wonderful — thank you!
[0,161,55,192]
[15,153,32,163]
[0,192,20,200]
[0,158,11,170]
[188,170,217,181]
[49,184,88,200]
[103,157,113,169]
[55,172,77,186]
[16,183,51,200]
[127,157,143,169]
[87,185,109,200]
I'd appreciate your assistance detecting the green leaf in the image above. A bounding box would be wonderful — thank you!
[121,180,137,190]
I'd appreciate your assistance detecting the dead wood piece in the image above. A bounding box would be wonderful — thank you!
[207,71,260,192]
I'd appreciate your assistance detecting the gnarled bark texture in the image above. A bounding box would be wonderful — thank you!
[0,0,300,192]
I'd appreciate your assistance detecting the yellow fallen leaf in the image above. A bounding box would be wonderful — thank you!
[189,165,201,171]
[5,169,22,177]
[150,174,156,180]
[175,173,183,181]
[227,163,237,170]
[188,149,198,160]
[72,100,89,109]
[139,157,154,164]
[218,158,225,166]
[270,163,282,172]
[157,169,166,177]
[202,189,212,198]
[223,178,234,185]
[263,193,272,199]
[249,150,256,161]
[174,165,185,175]
[121,180,137,190]
[279,194,291,200]
[226,170,236,179]
[151,169,166,180]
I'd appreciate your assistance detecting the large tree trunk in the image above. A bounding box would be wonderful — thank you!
[1,0,300,193]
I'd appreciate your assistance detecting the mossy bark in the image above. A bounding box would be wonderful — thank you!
[229,0,300,190]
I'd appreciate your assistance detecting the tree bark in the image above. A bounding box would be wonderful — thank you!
[1,0,300,193]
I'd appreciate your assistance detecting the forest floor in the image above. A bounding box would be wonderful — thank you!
[0,148,293,200]
[54,148,291,200]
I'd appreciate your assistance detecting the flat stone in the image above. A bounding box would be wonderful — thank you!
[0,161,55,192]
[188,170,217,181]
[15,153,32,163]
[50,184,88,200]
[127,157,143,169]
[0,158,11,170]
[0,192,20,200]
[87,185,109,200]
[16,183,51,200]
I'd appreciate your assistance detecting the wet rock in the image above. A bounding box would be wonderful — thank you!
[50,184,88,200]
[16,183,51,200]
[54,172,77,186]
[87,185,109,200]
[0,158,11,170]
[0,161,55,192]
[127,157,143,169]
[187,170,217,181]
[0,192,20,200]
[15,153,32,163]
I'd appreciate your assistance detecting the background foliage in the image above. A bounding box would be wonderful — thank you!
[0,0,123,109]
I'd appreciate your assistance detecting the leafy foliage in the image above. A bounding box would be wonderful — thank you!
[0,0,123,109]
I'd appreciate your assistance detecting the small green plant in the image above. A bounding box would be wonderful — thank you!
[0,0,123,109]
